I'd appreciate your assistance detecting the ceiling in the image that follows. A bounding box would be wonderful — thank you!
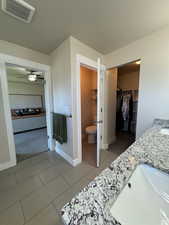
[0,0,169,54]
[7,65,44,84]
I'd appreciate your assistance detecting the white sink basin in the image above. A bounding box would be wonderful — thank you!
[110,164,169,225]
[160,128,169,135]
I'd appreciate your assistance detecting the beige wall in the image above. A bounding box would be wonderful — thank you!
[0,40,50,65]
[104,25,169,137]
[51,38,73,157]
[0,81,10,163]
[117,71,139,91]
[70,36,102,159]
[103,68,117,147]
[8,82,44,95]
[80,66,97,138]
[51,37,102,159]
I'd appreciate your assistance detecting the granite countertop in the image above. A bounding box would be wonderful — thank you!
[12,112,45,120]
[61,119,169,225]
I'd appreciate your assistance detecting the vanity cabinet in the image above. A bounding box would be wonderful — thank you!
[12,115,46,133]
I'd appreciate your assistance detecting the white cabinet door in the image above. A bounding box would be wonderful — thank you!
[12,116,46,133]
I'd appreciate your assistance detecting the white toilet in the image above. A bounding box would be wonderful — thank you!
[85,125,97,144]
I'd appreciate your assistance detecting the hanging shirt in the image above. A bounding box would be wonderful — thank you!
[122,94,131,121]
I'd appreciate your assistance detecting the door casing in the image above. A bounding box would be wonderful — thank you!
[0,53,53,171]
[74,54,106,166]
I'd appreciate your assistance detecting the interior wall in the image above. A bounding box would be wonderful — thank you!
[80,66,97,139]
[117,71,139,91]
[0,39,50,65]
[103,25,169,138]
[50,36,102,162]
[70,36,102,159]
[51,38,73,158]
[0,80,10,163]
[103,68,117,148]
[8,82,44,95]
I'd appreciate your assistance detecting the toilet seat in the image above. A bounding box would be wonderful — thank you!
[86,125,97,134]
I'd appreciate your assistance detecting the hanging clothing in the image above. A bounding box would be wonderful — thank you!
[122,94,131,121]
[116,91,134,132]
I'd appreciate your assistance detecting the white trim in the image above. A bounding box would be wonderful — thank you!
[0,160,16,171]
[0,53,53,171]
[106,59,141,139]
[55,145,80,167]
[102,144,109,150]
[102,136,116,150]
[0,60,16,171]
[73,54,105,166]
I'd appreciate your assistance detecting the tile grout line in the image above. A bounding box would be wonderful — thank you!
[22,188,66,225]
[38,174,46,186]
[0,200,19,215]
[20,178,71,223]
[22,202,52,225]
[19,199,26,225]
[0,151,116,225]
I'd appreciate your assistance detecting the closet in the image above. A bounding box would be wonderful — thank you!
[116,89,138,136]
[116,61,140,139]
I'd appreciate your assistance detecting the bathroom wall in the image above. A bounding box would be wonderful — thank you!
[103,25,169,138]
[0,39,50,65]
[0,80,10,164]
[50,36,101,162]
[51,38,73,159]
[70,37,102,160]
[80,66,97,139]
[103,68,118,148]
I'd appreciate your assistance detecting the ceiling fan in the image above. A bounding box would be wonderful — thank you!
[13,68,44,82]
[27,70,44,82]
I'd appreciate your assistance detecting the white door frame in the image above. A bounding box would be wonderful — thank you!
[106,59,141,139]
[75,54,105,165]
[0,53,53,171]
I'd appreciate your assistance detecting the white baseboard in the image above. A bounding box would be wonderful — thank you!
[55,146,80,167]
[102,136,116,150]
[102,143,109,150]
[73,158,81,166]
[0,159,16,172]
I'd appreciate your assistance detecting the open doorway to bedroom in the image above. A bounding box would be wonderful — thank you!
[6,64,48,162]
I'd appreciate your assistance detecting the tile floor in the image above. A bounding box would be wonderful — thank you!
[0,133,130,225]
[14,128,48,162]
[82,140,97,167]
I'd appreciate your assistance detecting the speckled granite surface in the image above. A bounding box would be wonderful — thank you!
[61,119,169,225]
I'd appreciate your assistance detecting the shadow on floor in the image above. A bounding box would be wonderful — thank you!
[14,128,48,162]
[82,140,97,167]
[109,131,135,154]
[16,151,49,163]
[82,131,134,167]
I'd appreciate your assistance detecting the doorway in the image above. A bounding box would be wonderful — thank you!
[6,64,48,162]
[0,54,52,170]
[75,55,105,168]
[108,60,140,151]
[80,65,97,166]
